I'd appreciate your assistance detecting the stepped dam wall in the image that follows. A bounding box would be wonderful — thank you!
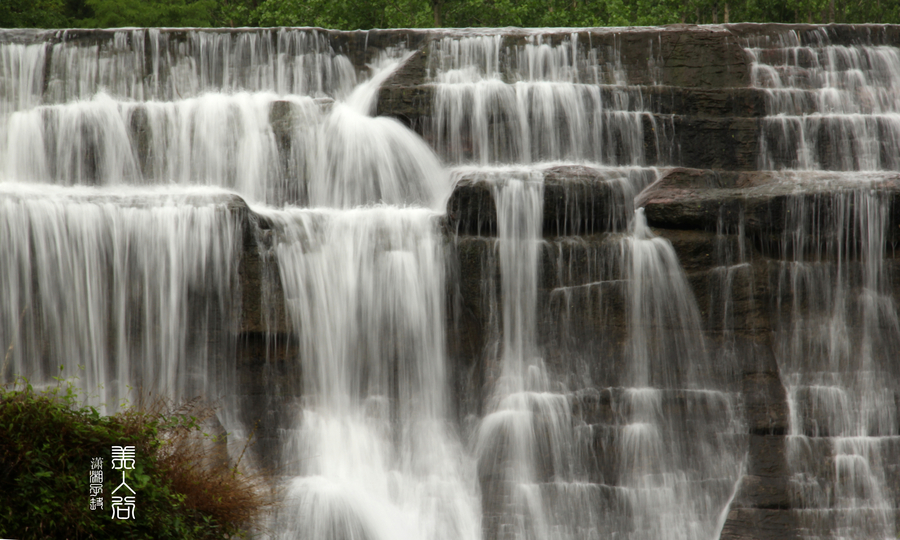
[3,23,900,539]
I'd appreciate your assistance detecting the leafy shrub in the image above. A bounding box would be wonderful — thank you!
[0,377,269,539]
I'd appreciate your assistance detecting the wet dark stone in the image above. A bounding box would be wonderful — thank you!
[725,434,795,518]
[447,165,648,237]
[720,508,800,540]
[640,168,900,246]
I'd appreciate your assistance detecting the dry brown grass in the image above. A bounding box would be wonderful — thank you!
[118,395,274,534]
[1,380,276,539]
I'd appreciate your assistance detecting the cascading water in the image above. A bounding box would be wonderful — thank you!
[0,29,366,421]
[262,207,480,540]
[0,29,361,204]
[0,29,460,514]
[0,183,240,415]
[0,29,356,106]
[435,33,744,540]
[747,28,900,171]
[765,183,900,540]
[746,29,900,539]
[615,210,743,540]
[428,34,667,166]
[475,172,566,540]
[247,51,480,539]
[5,23,900,540]
[0,27,469,540]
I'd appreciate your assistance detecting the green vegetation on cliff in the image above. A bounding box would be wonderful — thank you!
[0,377,267,539]
[1,0,897,30]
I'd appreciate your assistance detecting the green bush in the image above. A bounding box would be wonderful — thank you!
[0,376,266,539]
[4,0,899,30]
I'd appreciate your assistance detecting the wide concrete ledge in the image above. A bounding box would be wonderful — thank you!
[9,23,896,79]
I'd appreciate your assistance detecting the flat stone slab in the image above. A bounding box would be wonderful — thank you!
[638,167,900,241]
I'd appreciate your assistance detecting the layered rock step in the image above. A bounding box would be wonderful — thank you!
[445,161,900,539]
[446,165,655,236]
[377,25,900,173]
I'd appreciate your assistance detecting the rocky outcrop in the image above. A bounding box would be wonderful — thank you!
[638,168,900,239]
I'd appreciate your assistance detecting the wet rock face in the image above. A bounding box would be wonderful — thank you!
[375,25,874,172]
[639,168,900,239]
[446,165,652,237]
[216,24,900,539]
[418,24,900,540]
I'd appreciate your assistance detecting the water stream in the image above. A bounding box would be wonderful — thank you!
[747,29,900,540]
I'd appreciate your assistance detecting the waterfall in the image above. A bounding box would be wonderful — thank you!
[3,24,900,540]
[475,173,559,540]
[0,27,473,537]
[0,184,240,417]
[259,207,480,540]
[429,34,668,166]
[746,28,900,540]
[435,32,743,540]
[772,186,900,539]
[747,28,900,172]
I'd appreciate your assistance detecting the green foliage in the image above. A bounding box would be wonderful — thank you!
[80,0,220,28]
[2,0,899,39]
[0,378,258,539]
[250,0,434,29]
[0,0,68,28]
